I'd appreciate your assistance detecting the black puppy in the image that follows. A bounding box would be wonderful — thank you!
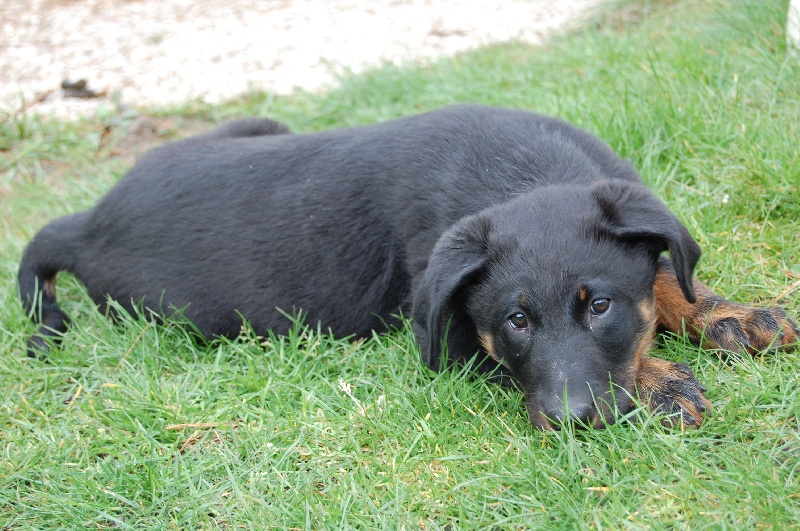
[19,105,797,429]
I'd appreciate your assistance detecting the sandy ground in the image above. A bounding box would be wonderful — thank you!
[1,0,604,120]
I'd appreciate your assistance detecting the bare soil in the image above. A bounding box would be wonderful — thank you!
[1,0,602,120]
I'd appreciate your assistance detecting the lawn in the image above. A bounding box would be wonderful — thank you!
[2,0,799,528]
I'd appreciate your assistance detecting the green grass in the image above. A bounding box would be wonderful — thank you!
[2,0,800,528]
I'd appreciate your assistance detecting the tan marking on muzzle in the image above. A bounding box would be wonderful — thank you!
[630,298,658,385]
[478,331,502,365]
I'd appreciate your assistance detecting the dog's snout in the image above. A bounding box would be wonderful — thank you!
[543,400,596,429]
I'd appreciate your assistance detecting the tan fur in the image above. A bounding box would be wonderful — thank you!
[653,266,701,333]
[630,299,657,381]
[654,263,797,352]
[578,287,588,303]
[43,275,57,300]
[636,357,712,428]
[478,331,504,366]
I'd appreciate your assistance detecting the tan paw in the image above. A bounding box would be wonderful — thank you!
[636,357,711,428]
[691,300,798,354]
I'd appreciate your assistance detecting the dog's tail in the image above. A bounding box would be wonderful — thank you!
[18,212,87,357]
[201,118,293,139]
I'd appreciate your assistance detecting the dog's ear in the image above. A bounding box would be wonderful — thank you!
[412,215,490,371]
[592,181,702,303]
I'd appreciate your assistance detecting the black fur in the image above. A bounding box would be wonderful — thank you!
[18,105,701,427]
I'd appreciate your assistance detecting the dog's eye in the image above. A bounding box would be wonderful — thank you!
[508,312,528,331]
[590,298,610,316]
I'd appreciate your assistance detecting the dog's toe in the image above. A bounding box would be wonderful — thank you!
[700,303,797,355]
[636,358,711,429]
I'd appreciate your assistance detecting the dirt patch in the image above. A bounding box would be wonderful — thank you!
[97,115,214,163]
[1,0,604,120]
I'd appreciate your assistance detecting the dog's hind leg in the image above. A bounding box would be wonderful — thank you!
[653,257,798,354]
[18,212,87,357]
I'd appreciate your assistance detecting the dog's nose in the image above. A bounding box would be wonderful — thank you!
[544,401,596,429]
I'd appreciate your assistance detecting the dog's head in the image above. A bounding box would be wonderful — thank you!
[412,180,701,429]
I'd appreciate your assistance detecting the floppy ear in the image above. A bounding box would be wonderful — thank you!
[411,215,490,371]
[592,181,702,303]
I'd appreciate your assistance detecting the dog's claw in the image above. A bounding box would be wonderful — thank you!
[636,359,711,429]
[696,303,797,355]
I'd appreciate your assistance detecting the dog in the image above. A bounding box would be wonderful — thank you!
[19,105,798,429]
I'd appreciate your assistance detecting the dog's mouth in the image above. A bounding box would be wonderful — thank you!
[526,404,607,431]
[525,392,635,430]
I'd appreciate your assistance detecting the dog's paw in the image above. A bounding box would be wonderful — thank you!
[692,301,798,355]
[635,358,711,428]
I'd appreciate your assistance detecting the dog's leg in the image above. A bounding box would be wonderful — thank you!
[653,257,798,354]
[634,257,797,428]
[635,356,711,427]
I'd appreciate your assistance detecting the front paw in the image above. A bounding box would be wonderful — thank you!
[693,301,798,355]
[636,358,711,428]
